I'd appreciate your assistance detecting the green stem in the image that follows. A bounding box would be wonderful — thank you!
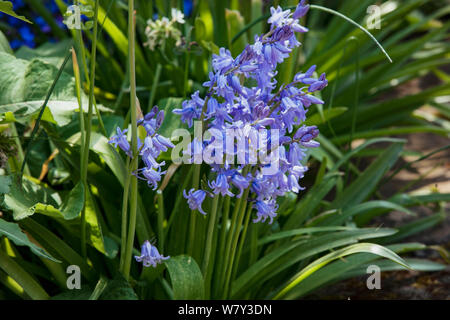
[212,194,230,296]
[183,51,190,99]
[119,156,132,272]
[157,190,165,250]
[217,193,244,297]
[148,63,162,113]
[122,0,139,281]
[202,194,220,274]
[231,204,253,282]
[71,47,86,161]
[187,164,201,255]
[72,1,106,137]
[222,188,250,299]
[232,4,392,63]
[9,123,30,176]
[80,0,99,259]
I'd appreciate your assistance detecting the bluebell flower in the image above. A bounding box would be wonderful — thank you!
[140,136,161,168]
[309,73,328,92]
[135,167,166,190]
[153,134,175,153]
[294,65,317,83]
[231,172,250,198]
[253,199,279,224]
[111,109,173,190]
[294,125,320,147]
[109,127,132,157]
[209,172,234,197]
[183,189,207,215]
[293,0,310,20]
[268,6,291,28]
[173,91,203,127]
[35,16,51,33]
[212,48,235,74]
[135,240,169,267]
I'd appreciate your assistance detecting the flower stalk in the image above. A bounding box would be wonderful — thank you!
[80,0,99,258]
[122,0,139,280]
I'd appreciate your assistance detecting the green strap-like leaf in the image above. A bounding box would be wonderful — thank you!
[0,250,49,300]
[273,243,410,299]
[331,141,404,209]
[232,228,397,298]
[0,218,60,262]
[279,243,427,298]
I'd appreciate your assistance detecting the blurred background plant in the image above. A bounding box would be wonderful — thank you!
[0,0,448,300]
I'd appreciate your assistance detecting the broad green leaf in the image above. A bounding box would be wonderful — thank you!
[58,182,84,220]
[157,97,185,140]
[0,218,60,262]
[3,176,61,221]
[0,30,12,54]
[0,1,32,23]
[328,138,405,173]
[165,255,205,300]
[3,176,104,255]
[34,182,85,220]
[0,175,11,194]
[100,275,138,300]
[274,243,409,299]
[82,189,105,255]
[67,131,127,186]
[16,40,73,68]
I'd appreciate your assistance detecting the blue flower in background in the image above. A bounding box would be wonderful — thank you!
[0,0,68,49]
[184,0,193,17]
[12,0,26,10]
